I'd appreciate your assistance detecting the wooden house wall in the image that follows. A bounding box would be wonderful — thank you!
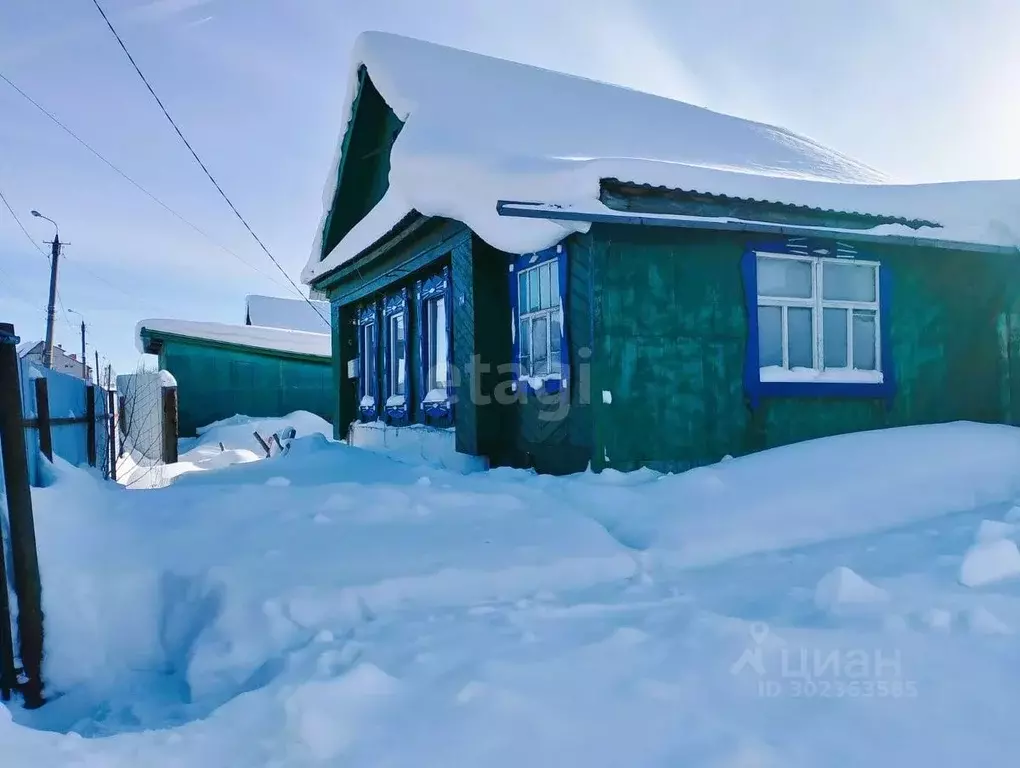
[586,223,1020,472]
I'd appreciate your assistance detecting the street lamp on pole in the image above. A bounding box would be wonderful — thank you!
[30,210,61,369]
[67,310,88,382]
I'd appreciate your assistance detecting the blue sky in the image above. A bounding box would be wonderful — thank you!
[2,0,1018,375]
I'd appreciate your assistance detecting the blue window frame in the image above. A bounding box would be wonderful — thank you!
[741,238,895,408]
[416,266,453,425]
[509,245,568,394]
[356,302,379,421]
[382,289,410,424]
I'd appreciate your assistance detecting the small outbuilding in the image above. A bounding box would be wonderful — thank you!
[303,31,1020,474]
[137,317,332,437]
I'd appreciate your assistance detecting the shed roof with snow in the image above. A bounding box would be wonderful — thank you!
[304,31,1019,285]
[137,319,331,360]
[244,295,330,334]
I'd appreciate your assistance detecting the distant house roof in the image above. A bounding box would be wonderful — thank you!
[16,340,42,357]
[244,295,330,333]
[305,31,1019,284]
[136,319,331,360]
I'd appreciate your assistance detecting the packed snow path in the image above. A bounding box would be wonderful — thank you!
[6,420,1020,766]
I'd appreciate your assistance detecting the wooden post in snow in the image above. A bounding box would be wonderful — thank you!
[162,386,179,464]
[34,377,52,463]
[0,322,45,708]
[107,389,117,482]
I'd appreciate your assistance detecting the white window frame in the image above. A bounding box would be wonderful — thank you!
[518,260,562,379]
[359,320,376,401]
[386,312,405,399]
[425,294,448,391]
[756,252,882,384]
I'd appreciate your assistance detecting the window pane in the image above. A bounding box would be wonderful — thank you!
[364,323,376,398]
[520,316,531,376]
[432,297,448,387]
[823,262,876,302]
[853,310,877,370]
[550,262,560,308]
[788,306,814,368]
[538,264,551,309]
[757,257,812,299]
[518,271,529,312]
[528,268,540,313]
[758,305,783,367]
[823,307,848,368]
[390,314,405,396]
[533,315,549,375]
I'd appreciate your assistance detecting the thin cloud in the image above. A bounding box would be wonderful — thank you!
[131,0,217,23]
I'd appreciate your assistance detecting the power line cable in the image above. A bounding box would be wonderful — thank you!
[0,186,47,257]
[0,70,292,294]
[88,0,329,327]
[2,185,84,335]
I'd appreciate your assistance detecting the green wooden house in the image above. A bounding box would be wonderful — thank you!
[137,317,333,437]
[303,32,1020,475]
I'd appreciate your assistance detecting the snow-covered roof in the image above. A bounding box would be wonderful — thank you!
[17,339,42,357]
[244,294,330,333]
[304,32,1019,284]
[137,319,331,359]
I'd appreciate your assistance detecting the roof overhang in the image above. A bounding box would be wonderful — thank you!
[495,200,1020,256]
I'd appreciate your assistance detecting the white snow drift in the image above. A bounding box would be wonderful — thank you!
[6,420,1020,766]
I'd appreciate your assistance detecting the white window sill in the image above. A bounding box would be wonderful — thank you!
[759,366,884,384]
[423,387,449,405]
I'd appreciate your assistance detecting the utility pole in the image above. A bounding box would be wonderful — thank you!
[30,210,62,369]
[79,320,87,381]
[68,310,87,382]
[42,234,60,369]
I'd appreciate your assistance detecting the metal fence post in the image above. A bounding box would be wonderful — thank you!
[0,323,44,707]
[86,385,96,467]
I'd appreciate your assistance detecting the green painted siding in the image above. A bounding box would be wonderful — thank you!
[589,224,1020,472]
[156,339,333,437]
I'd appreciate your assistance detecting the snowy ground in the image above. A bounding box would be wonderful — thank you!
[6,419,1020,766]
[119,411,333,489]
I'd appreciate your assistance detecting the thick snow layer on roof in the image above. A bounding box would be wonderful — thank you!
[136,319,331,358]
[304,32,1019,284]
[244,294,330,333]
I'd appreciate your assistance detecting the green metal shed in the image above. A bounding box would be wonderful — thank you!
[138,320,334,437]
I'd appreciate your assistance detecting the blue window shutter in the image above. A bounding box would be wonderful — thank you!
[382,287,409,424]
[511,246,566,395]
[415,278,427,422]
[445,268,454,402]
[357,301,380,421]
[740,248,761,409]
[416,267,453,423]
